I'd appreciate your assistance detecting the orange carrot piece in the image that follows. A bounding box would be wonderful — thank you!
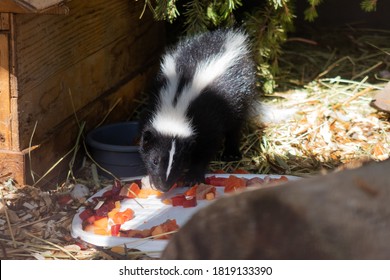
[107,208,119,219]
[184,185,198,197]
[162,199,172,205]
[120,183,141,198]
[93,217,108,229]
[138,188,162,198]
[224,175,247,193]
[94,228,109,236]
[112,208,134,225]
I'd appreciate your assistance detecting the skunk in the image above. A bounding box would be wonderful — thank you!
[139,28,257,192]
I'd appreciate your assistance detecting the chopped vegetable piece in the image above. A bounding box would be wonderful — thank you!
[94,228,109,236]
[205,192,215,200]
[183,196,197,208]
[150,225,164,238]
[195,184,216,200]
[107,208,119,219]
[93,217,108,229]
[205,176,227,186]
[171,195,186,207]
[111,224,121,236]
[79,208,94,221]
[150,219,179,239]
[102,190,113,198]
[95,200,116,217]
[246,177,265,186]
[85,215,96,225]
[162,199,172,205]
[225,175,246,188]
[119,182,141,198]
[223,175,247,193]
[224,185,246,193]
[277,176,289,182]
[184,185,198,197]
[112,208,134,225]
[138,188,162,198]
[120,229,152,238]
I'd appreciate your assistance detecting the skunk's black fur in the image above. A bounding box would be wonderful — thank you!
[140,28,257,192]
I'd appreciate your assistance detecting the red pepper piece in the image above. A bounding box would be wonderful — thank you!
[206,176,227,186]
[171,195,185,207]
[102,190,113,198]
[95,200,116,217]
[183,196,197,208]
[79,208,94,221]
[111,224,121,236]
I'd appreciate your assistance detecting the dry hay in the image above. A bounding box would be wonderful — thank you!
[211,27,390,176]
[1,27,389,259]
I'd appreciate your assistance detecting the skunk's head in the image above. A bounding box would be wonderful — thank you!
[140,125,195,192]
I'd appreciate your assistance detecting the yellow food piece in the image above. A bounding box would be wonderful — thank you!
[205,192,215,200]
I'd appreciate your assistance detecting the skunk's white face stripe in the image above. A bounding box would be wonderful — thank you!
[152,30,248,138]
[166,139,176,180]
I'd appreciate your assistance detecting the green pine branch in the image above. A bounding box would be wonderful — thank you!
[245,1,295,93]
[360,0,377,11]
[137,0,380,93]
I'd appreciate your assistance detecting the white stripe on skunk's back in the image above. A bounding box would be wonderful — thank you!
[151,29,250,138]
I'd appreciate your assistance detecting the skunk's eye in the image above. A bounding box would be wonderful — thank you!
[153,157,159,166]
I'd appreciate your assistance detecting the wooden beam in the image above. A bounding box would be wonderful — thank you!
[0,33,11,150]
[0,149,25,184]
[0,0,69,14]
[0,13,10,30]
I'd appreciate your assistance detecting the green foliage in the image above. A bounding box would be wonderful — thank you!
[140,0,380,93]
[182,0,243,34]
[244,1,295,93]
[304,0,322,21]
[146,0,180,23]
[360,0,377,11]
[304,0,378,21]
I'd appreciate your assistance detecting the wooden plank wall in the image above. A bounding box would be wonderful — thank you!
[0,13,23,182]
[0,32,10,149]
[6,0,164,186]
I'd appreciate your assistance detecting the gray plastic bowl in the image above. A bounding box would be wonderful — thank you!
[86,122,146,178]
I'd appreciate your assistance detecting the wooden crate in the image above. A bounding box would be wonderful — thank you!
[0,0,164,187]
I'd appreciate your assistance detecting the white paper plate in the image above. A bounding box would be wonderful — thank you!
[71,174,300,257]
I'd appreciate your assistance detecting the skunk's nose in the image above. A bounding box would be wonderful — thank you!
[158,181,173,193]
[149,176,171,192]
